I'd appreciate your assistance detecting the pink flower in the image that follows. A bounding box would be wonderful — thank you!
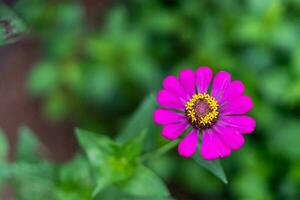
[154,67,256,160]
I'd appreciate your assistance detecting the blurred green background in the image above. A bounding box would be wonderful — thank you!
[1,0,300,199]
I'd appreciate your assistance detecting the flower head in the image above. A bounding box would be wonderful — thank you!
[153,67,256,160]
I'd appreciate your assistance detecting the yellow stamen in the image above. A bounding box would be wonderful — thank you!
[185,93,219,129]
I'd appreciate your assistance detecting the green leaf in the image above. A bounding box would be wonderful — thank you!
[121,130,146,161]
[117,94,156,142]
[121,165,170,198]
[75,128,114,167]
[0,129,8,164]
[55,155,93,200]
[76,129,163,198]
[193,152,228,184]
[16,126,40,162]
[76,129,142,197]
[0,3,28,45]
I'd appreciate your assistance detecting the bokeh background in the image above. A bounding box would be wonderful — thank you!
[1,0,300,199]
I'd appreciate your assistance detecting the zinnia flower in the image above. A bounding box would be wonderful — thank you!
[153,67,256,160]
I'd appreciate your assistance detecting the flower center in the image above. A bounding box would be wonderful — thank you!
[185,93,219,129]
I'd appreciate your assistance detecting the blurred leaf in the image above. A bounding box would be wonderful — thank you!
[84,68,119,103]
[27,61,59,96]
[0,130,9,196]
[193,151,227,184]
[260,69,289,105]
[140,8,180,33]
[61,62,83,93]
[94,187,172,200]
[128,60,161,91]
[105,6,127,37]
[16,126,40,162]
[121,165,170,198]
[291,47,300,76]
[44,91,69,121]
[278,176,299,200]
[45,2,84,57]
[231,171,273,200]
[271,22,298,50]
[270,120,300,160]
[55,155,93,200]
[175,158,222,197]
[241,47,272,71]
[0,3,28,45]
[93,187,125,200]
[0,129,8,164]
[290,163,300,184]
[0,164,10,196]
[148,155,176,180]
[12,162,55,200]
[117,94,156,142]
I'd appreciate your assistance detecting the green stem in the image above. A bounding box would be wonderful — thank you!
[141,139,180,162]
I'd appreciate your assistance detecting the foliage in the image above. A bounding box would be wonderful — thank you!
[76,129,170,199]
[0,95,226,199]
[1,0,300,199]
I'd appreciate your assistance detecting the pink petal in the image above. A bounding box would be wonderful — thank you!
[196,67,213,94]
[219,80,245,106]
[214,125,245,150]
[219,115,256,134]
[200,129,231,160]
[163,75,189,102]
[153,108,186,125]
[211,71,231,101]
[179,69,196,98]
[221,96,254,115]
[162,123,189,140]
[157,89,185,110]
[178,129,199,157]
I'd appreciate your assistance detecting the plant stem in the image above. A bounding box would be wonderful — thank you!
[141,139,180,162]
